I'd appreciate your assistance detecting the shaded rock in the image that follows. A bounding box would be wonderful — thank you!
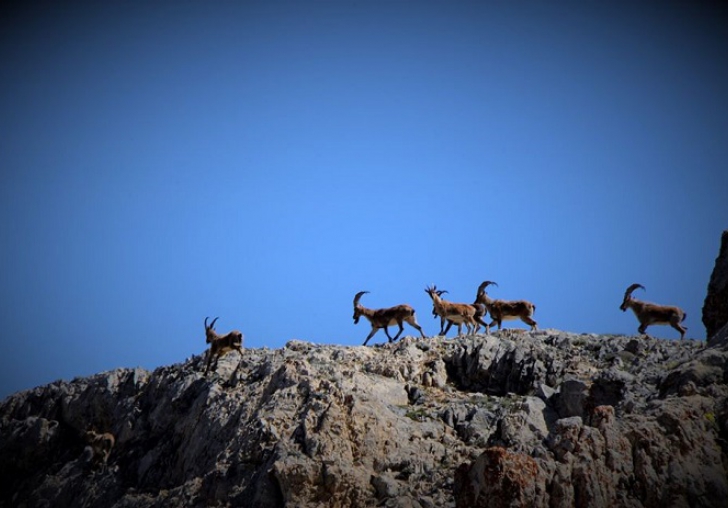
[454,446,548,508]
[587,368,633,413]
[554,379,589,419]
[704,230,728,342]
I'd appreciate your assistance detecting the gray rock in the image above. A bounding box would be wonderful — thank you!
[704,230,728,342]
[1,331,727,507]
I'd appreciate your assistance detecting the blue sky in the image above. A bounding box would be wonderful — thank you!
[1,1,726,399]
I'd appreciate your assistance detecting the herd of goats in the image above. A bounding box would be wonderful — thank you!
[201,281,688,376]
[75,281,689,473]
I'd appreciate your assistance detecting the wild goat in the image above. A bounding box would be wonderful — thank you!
[425,284,479,336]
[353,291,426,345]
[476,281,538,331]
[204,316,244,375]
[620,283,687,339]
[84,430,114,472]
[431,288,488,336]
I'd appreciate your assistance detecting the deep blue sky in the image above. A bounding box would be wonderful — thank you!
[1,1,726,399]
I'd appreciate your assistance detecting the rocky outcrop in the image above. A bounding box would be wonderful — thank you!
[1,330,726,507]
[704,230,728,343]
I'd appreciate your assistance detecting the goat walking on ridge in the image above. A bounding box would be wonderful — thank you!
[425,285,479,336]
[619,283,687,340]
[353,291,426,346]
[475,281,538,331]
[203,317,244,375]
[430,288,488,336]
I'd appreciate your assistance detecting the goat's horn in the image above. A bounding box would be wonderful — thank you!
[624,283,645,297]
[354,291,369,306]
[209,317,219,329]
[478,281,498,294]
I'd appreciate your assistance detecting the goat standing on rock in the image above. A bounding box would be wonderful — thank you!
[204,317,244,375]
[475,281,538,331]
[620,283,687,340]
[425,285,480,336]
[84,430,114,472]
[353,291,426,345]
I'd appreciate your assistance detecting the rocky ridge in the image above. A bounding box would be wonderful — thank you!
[1,329,727,507]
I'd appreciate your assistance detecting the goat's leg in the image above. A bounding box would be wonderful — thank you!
[670,319,687,340]
[389,323,404,343]
[363,327,379,346]
[638,323,649,337]
[204,349,214,375]
[406,316,426,338]
[522,317,538,331]
[442,320,454,336]
[477,316,490,334]
[439,316,447,335]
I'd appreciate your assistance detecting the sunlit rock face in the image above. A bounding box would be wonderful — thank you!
[704,230,728,344]
[1,331,726,508]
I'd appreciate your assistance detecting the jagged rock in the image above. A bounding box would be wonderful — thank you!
[454,446,548,508]
[1,331,727,507]
[554,379,589,419]
[704,230,728,342]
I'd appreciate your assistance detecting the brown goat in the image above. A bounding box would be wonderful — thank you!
[425,285,479,336]
[430,288,488,336]
[204,317,244,375]
[353,291,425,345]
[475,281,537,331]
[84,430,115,471]
[620,283,687,339]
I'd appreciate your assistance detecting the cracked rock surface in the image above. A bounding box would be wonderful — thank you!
[1,330,726,507]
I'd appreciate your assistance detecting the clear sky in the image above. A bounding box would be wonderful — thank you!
[1,1,726,399]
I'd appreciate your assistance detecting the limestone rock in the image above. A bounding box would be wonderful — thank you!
[1,331,727,507]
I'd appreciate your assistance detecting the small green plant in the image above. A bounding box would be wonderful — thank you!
[705,413,719,431]
[405,407,430,422]
[664,360,680,371]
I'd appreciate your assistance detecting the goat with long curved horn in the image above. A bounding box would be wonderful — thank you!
[619,283,687,339]
[353,291,425,345]
[425,284,479,337]
[474,280,537,332]
[203,316,244,375]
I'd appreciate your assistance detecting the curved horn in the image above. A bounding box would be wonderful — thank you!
[437,289,448,296]
[208,316,219,330]
[478,280,498,294]
[353,291,369,306]
[624,283,645,298]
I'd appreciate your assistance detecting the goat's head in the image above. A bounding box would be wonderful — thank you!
[425,284,443,301]
[352,291,369,324]
[430,289,448,316]
[204,316,219,343]
[620,284,644,311]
